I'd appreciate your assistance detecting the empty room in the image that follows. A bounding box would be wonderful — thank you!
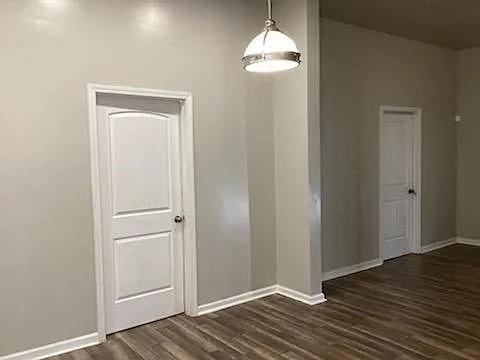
[1,0,479,359]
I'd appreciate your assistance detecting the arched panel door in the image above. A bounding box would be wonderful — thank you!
[97,107,184,334]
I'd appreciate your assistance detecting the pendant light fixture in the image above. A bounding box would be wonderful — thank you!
[242,0,301,73]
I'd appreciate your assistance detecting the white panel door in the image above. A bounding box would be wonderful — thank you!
[97,106,184,334]
[381,112,415,260]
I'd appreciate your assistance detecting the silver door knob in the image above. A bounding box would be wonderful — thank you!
[174,215,184,223]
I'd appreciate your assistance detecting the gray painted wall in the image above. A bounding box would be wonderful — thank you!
[306,0,323,295]
[274,0,311,295]
[246,76,277,290]
[457,48,480,240]
[274,0,322,296]
[320,19,457,272]
[0,0,277,355]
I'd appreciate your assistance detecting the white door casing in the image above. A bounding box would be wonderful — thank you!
[88,84,198,343]
[97,107,184,334]
[379,106,421,260]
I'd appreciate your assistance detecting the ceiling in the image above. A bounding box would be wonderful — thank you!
[321,0,480,50]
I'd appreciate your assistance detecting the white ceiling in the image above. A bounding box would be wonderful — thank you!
[321,0,480,50]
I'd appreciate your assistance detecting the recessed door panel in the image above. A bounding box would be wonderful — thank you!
[383,119,409,185]
[115,232,172,301]
[383,199,408,240]
[110,113,171,216]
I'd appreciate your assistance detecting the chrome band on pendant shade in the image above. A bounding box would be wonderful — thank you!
[242,51,301,68]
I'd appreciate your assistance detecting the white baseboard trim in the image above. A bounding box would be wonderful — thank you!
[197,284,326,315]
[322,258,383,281]
[276,286,327,305]
[456,237,480,247]
[320,237,480,284]
[2,284,325,359]
[420,238,457,254]
[1,333,99,360]
[197,285,278,316]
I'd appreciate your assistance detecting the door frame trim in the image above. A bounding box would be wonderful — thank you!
[379,105,422,260]
[87,83,198,342]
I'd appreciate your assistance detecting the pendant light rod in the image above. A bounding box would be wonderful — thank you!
[267,0,272,20]
[265,0,276,30]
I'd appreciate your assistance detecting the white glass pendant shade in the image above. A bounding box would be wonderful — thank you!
[243,30,300,73]
[244,30,299,56]
[242,0,301,73]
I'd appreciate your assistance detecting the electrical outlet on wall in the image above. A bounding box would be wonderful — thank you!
[455,115,462,123]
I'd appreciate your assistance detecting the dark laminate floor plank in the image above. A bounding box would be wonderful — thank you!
[48,244,480,359]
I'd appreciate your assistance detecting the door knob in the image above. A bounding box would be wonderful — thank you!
[408,189,417,195]
[174,215,184,223]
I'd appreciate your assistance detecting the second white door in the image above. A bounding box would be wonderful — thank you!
[380,109,419,260]
[97,106,184,334]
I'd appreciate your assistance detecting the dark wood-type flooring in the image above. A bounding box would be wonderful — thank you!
[51,244,480,359]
